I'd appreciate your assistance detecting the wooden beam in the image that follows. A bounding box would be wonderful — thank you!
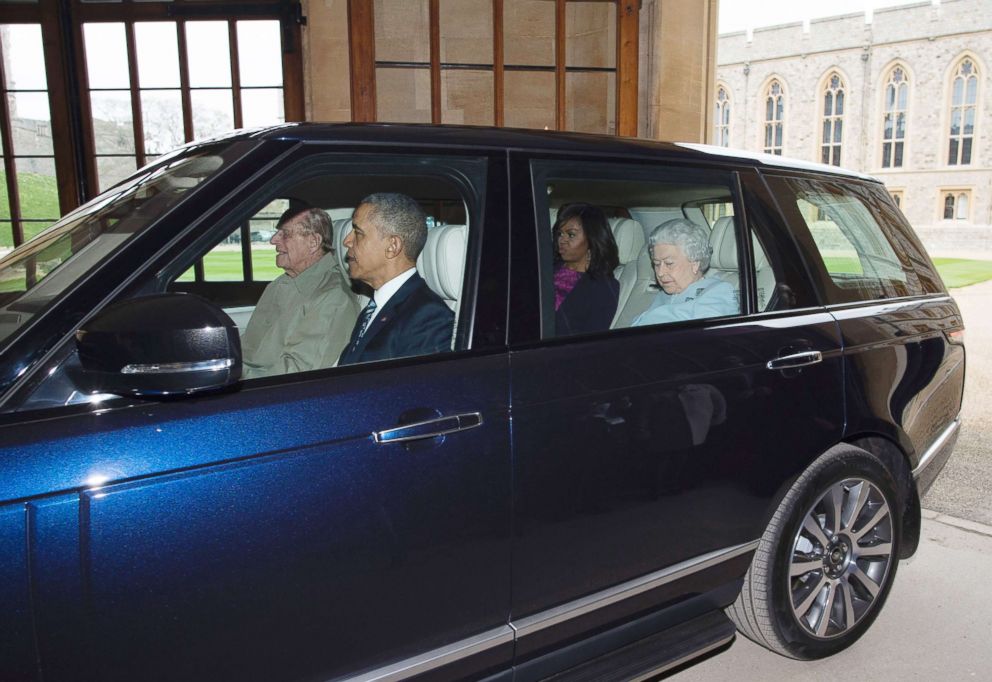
[429,0,441,124]
[555,0,566,130]
[617,0,639,136]
[347,0,376,122]
[493,0,504,127]
[40,0,83,214]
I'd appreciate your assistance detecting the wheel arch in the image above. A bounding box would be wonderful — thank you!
[846,433,921,559]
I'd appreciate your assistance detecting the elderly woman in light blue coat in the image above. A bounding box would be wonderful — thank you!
[632,218,738,326]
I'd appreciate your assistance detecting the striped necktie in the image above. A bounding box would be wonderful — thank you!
[354,298,377,343]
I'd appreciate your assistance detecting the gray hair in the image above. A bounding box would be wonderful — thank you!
[278,207,334,253]
[647,218,713,271]
[359,192,428,260]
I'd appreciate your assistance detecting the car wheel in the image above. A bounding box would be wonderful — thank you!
[729,443,901,659]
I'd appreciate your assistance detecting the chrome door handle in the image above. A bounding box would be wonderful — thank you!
[766,350,823,371]
[373,412,483,444]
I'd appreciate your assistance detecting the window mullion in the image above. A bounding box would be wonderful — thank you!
[177,20,195,143]
[124,21,147,169]
[228,20,244,129]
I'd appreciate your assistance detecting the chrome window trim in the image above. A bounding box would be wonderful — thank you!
[912,417,961,479]
[335,540,759,681]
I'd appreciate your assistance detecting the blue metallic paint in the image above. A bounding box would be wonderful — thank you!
[0,125,966,681]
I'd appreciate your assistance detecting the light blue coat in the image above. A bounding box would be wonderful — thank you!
[631,274,737,326]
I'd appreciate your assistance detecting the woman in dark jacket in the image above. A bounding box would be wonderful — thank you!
[552,203,620,335]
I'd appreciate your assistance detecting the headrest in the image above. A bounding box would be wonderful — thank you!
[416,224,466,303]
[610,217,646,265]
[752,237,769,270]
[332,217,353,275]
[708,216,738,271]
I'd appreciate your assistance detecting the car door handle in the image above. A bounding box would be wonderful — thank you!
[373,412,483,444]
[766,350,823,371]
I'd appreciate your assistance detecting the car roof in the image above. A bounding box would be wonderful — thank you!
[228,122,878,182]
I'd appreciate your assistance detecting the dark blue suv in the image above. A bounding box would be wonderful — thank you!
[0,125,964,681]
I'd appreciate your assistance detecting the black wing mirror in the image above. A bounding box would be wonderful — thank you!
[74,293,242,397]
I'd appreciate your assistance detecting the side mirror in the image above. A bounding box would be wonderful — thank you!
[74,293,241,397]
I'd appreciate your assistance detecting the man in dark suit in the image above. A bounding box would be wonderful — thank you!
[337,193,454,365]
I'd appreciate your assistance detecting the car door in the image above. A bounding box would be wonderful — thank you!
[505,154,846,666]
[0,145,513,682]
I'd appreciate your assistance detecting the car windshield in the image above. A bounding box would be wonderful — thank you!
[0,139,253,347]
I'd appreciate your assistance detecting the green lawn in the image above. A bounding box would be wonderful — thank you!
[931,258,992,289]
[0,171,60,246]
[177,248,283,282]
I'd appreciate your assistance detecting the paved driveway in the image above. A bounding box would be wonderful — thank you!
[923,280,992,526]
[670,280,992,680]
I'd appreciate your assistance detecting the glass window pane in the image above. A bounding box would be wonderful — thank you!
[375,0,429,63]
[15,157,59,235]
[375,67,431,123]
[505,0,554,67]
[835,90,843,115]
[566,71,615,134]
[441,70,493,125]
[249,197,287,282]
[203,226,244,281]
[505,70,554,129]
[191,89,234,139]
[952,77,963,104]
[8,92,54,155]
[834,119,843,143]
[240,88,284,128]
[962,137,972,165]
[566,0,615,69]
[823,91,832,116]
[3,24,47,90]
[237,21,282,87]
[957,194,969,219]
[440,0,492,65]
[186,22,232,88]
[84,23,130,89]
[0,222,12,254]
[966,77,978,104]
[135,22,180,89]
[141,90,185,155]
[894,142,903,167]
[90,91,135,154]
[96,155,137,193]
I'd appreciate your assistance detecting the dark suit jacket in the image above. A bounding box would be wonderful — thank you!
[555,272,620,336]
[338,273,455,365]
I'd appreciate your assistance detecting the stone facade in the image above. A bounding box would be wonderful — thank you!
[716,0,992,252]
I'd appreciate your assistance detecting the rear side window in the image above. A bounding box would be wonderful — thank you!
[766,175,943,303]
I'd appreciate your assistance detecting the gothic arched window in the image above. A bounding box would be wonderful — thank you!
[948,58,979,165]
[764,80,784,155]
[821,72,844,166]
[882,66,908,168]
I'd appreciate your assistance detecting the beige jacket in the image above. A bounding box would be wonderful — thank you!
[241,253,359,379]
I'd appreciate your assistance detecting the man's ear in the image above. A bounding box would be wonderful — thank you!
[385,234,404,259]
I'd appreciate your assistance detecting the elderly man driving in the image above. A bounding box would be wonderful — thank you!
[241,207,359,378]
[632,218,738,326]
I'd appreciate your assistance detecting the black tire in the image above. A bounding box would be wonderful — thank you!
[728,443,902,659]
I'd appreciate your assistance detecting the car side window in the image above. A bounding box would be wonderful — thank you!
[766,175,937,303]
[16,155,485,412]
[532,161,745,338]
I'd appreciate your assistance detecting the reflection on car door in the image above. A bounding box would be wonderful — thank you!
[0,356,512,681]
[506,156,846,661]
